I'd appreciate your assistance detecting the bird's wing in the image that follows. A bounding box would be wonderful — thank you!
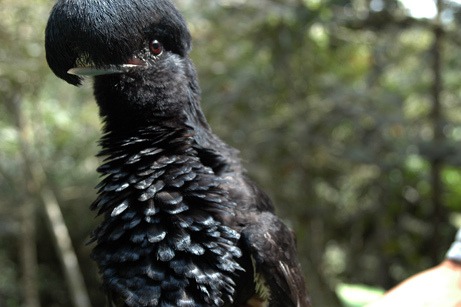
[240,211,310,307]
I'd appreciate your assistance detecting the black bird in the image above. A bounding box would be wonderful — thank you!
[45,0,310,306]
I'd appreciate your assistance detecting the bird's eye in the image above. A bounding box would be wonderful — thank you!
[149,39,163,56]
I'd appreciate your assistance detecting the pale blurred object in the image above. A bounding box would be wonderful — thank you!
[368,229,461,307]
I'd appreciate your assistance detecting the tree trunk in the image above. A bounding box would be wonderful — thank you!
[10,93,92,307]
[10,93,41,307]
[430,0,445,264]
[19,199,40,307]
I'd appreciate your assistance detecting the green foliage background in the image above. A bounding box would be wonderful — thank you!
[1,0,461,306]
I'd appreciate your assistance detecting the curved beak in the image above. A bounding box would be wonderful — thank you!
[67,64,145,76]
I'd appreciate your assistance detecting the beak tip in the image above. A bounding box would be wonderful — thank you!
[67,68,80,76]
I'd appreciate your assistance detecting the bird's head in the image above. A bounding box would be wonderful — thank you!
[45,0,191,85]
[46,0,200,127]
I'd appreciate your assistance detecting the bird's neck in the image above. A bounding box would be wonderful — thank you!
[99,106,209,136]
[96,95,243,176]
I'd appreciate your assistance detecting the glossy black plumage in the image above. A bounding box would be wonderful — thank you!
[45,0,310,306]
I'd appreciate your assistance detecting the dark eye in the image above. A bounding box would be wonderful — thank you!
[149,39,163,56]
